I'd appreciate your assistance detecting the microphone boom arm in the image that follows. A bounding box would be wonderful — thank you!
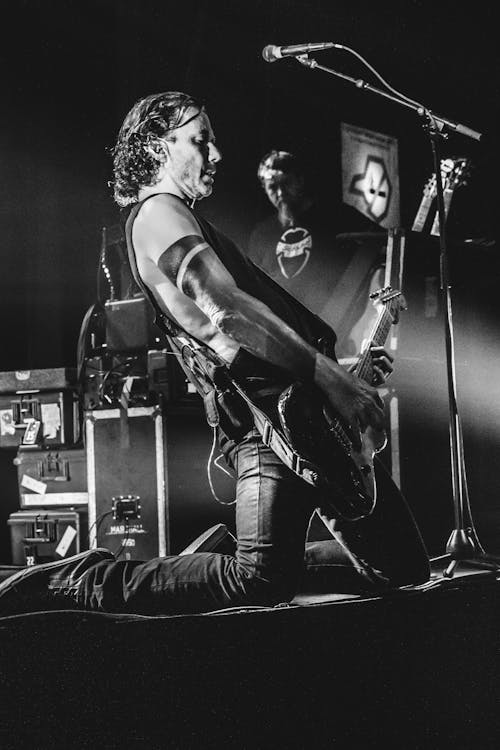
[294,54,481,141]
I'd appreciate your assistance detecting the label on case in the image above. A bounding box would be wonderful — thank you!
[21,492,88,507]
[21,474,47,495]
[41,403,61,439]
[56,525,77,557]
[23,419,41,445]
[0,409,16,435]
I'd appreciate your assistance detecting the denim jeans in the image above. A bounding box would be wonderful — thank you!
[76,428,430,615]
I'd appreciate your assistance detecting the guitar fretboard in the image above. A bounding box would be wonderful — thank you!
[412,188,434,233]
[354,303,395,384]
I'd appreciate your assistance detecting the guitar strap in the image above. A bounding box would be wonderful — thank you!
[229,378,325,490]
[165,332,326,491]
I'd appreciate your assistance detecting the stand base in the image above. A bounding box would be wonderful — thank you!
[429,527,500,578]
[431,552,500,579]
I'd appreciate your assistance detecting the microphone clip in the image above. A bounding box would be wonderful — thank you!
[295,54,316,69]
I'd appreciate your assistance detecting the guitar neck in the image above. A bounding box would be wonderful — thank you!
[412,193,434,233]
[413,157,469,236]
[353,305,394,383]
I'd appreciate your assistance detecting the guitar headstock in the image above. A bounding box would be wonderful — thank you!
[443,156,471,192]
[421,157,471,200]
[436,157,471,192]
[422,172,437,199]
[370,286,406,324]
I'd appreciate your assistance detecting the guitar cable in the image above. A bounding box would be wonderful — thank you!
[207,426,236,506]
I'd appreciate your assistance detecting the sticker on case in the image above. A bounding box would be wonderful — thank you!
[21,474,47,495]
[56,525,77,558]
[41,403,61,439]
[23,419,41,444]
[0,409,16,436]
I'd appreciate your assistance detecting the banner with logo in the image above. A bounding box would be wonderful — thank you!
[341,122,400,229]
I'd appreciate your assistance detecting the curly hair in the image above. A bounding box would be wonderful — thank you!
[112,91,203,207]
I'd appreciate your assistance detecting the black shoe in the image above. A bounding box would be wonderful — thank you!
[0,548,115,616]
[179,524,237,556]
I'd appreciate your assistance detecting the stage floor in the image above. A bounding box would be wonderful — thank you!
[0,557,499,748]
[292,555,500,605]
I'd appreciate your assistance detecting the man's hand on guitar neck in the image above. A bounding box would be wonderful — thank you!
[363,344,394,387]
[313,353,385,452]
[347,343,394,386]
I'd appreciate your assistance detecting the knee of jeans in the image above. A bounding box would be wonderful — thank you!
[236,563,299,606]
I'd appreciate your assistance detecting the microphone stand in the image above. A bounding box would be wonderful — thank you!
[292,49,500,578]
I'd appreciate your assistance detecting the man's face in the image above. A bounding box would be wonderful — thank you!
[162,108,222,201]
[261,171,304,210]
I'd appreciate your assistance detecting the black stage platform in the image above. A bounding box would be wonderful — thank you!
[0,561,499,749]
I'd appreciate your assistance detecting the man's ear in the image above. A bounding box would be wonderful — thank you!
[146,138,169,163]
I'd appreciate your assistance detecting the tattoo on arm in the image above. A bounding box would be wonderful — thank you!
[156,233,318,382]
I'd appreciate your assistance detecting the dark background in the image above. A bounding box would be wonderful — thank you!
[0,0,499,559]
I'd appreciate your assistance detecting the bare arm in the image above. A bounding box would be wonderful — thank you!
[176,240,318,380]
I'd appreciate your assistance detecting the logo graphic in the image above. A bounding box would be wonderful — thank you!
[276,226,312,279]
[349,156,392,223]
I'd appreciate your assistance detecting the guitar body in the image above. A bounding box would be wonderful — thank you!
[277,382,381,521]
[277,285,405,522]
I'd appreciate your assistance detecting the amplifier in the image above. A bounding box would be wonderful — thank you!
[8,509,88,566]
[14,444,88,508]
[104,296,152,352]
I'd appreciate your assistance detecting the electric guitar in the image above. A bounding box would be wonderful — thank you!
[277,286,406,522]
[412,157,470,235]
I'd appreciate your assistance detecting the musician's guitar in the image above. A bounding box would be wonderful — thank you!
[277,286,406,522]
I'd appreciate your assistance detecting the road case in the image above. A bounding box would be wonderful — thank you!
[85,406,168,560]
[8,509,88,566]
[0,377,80,449]
[14,444,88,508]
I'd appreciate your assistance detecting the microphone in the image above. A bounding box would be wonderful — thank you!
[262,42,334,63]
